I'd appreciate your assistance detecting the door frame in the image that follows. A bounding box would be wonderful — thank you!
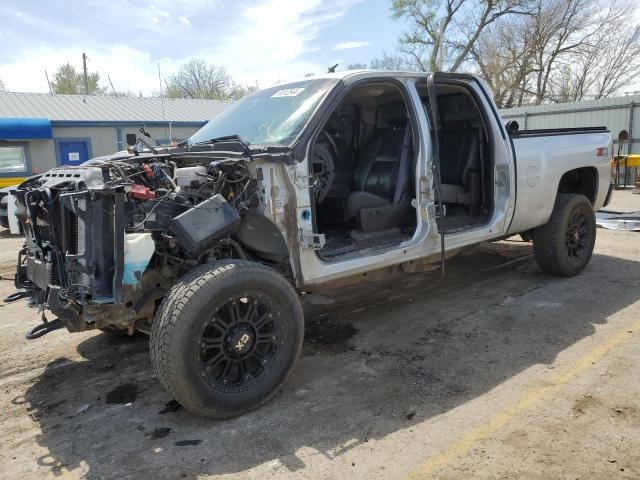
[293,75,439,289]
[305,77,423,246]
[54,137,93,166]
[423,73,516,247]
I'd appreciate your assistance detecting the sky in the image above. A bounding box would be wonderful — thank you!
[0,0,408,95]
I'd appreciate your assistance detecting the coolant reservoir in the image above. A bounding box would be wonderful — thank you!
[123,232,155,286]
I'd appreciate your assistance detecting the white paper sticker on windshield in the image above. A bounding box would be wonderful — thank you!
[271,88,305,98]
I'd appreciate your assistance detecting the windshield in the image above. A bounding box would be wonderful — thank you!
[188,78,338,147]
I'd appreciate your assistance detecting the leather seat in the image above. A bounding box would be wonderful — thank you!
[345,103,413,231]
[437,123,481,206]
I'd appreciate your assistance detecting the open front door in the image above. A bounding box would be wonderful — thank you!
[425,73,446,277]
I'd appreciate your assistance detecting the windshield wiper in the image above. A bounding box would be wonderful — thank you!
[192,135,252,155]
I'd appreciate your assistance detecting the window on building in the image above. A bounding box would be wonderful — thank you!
[0,146,27,173]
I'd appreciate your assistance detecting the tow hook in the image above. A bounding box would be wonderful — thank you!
[25,318,64,340]
[3,291,29,303]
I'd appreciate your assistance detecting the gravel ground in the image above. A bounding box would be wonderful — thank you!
[0,190,638,480]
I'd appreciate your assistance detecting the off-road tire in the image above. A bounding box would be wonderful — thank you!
[532,193,596,277]
[149,260,304,418]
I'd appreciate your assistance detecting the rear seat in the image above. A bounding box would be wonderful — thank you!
[437,122,481,208]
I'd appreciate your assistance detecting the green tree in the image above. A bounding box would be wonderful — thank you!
[51,62,105,95]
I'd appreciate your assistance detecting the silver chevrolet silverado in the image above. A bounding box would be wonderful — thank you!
[6,71,613,417]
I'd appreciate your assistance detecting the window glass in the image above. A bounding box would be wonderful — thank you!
[0,146,27,173]
[189,79,338,147]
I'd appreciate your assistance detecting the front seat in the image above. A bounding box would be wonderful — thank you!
[345,102,413,231]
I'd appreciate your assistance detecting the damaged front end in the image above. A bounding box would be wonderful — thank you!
[10,152,277,337]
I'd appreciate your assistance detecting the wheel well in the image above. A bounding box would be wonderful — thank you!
[557,167,598,204]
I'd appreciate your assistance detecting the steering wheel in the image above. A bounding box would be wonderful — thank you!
[311,131,336,203]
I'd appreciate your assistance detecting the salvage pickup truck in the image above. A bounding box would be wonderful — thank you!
[7,71,613,418]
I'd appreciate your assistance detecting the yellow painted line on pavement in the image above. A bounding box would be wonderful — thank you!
[406,318,640,479]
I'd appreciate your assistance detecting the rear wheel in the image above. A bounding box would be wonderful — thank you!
[150,260,303,418]
[532,193,596,277]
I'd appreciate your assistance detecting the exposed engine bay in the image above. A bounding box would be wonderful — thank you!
[12,151,288,335]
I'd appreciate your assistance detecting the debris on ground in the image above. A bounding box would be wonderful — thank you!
[159,399,182,414]
[175,440,202,446]
[596,210,640,231]
[147,427,172,440]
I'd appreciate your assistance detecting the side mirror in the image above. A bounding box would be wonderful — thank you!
[506,120,519,134]
[618,130,629,142]
[126,133,137,147]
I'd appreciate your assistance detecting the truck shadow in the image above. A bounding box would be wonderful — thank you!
[23,240,640,479]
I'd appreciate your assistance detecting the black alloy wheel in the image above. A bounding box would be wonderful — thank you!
[197,292,282,394]
[565,210,589,260]
[150,260,304,418]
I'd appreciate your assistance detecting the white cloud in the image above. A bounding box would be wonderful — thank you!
[332,41,370,50]
[191,0,364,87]
[0,0,364,94]
[0,45,174,95]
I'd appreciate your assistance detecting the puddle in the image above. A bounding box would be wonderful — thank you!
[304,318,357,353]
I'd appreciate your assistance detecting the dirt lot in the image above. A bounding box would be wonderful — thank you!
[0,191,639,480]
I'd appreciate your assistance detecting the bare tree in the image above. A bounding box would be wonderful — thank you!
[562,6,640,100]
[471,0,640,105]
[391,0,532,72]
[165,59,256,101]
[165,59,233,100]
[345,52,420,71]
[345,62,369,70]
[471,21,536,107]
[227,80,258,101]
[0,78,6,92]
[369,51,417,70]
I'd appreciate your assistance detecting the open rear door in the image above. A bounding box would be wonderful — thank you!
[425,73,446,277]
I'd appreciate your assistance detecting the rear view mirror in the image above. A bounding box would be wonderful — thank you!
[126,133,137,146]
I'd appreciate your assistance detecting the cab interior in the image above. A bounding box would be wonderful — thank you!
[310,80,493,261]
[417,81,494,233]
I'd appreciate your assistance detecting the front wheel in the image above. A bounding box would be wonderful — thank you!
[150,260,304,418]
[532,193,596,277]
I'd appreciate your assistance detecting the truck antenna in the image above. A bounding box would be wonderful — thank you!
[44,70,53,95]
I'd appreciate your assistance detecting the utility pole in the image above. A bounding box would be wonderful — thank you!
[82,52,89,102]
[158,62,168,144]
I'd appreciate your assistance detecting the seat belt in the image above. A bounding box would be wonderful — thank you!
[393,125,413,205]
[426,73,446,278]
[478,127,485,207]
